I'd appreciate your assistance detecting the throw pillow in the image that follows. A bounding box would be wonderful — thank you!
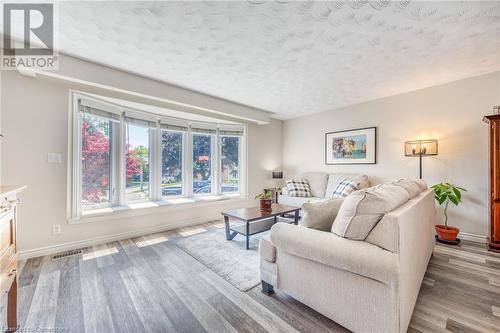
[410,178,428,191]
[332,179,360,198]
[331,184,410,240]
[286,179,312,198]
[392,178,421,199]
[300,198,345,231]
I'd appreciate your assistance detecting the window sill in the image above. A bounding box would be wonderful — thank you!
[70,193,245,224]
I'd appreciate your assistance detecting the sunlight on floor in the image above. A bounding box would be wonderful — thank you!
[82,247,119,260]
[211,222,225,229]
[178,227,207,237]
[135,236,169,248]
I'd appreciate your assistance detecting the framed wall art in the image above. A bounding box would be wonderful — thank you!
[325,127,377,165]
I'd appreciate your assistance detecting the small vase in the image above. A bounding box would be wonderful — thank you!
[260,199,272,212]
[435,225,459,242]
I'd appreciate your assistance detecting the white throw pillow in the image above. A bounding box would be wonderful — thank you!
[410,178,428,191]
[285,179,312,198]
[392,178,422,199]
[332,184,410,240]
[300,198,345,231]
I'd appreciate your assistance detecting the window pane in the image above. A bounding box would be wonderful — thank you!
[221,136,240,193]
[81,114,112,210]
[193,134,212,194]
[161,130,183,197]
[126,124,150,201]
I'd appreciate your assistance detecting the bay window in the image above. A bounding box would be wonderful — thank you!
[125,120,153,202]
[161,125,186,197]
[220,132,241,193]
[192,129,215,195]
[71,93,246,220]
[80,113,114,210]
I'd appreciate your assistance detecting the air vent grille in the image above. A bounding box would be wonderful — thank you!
[52,249,82,261]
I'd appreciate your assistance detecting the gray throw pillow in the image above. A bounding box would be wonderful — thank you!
[300,198,345,231]
[332,184,410,240]
[392,178,422,199]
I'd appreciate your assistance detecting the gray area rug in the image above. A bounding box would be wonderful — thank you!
[174,228,267,292]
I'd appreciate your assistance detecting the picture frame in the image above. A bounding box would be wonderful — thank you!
[325,127,377,165]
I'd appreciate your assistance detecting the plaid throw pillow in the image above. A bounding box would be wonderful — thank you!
[286,179,312,198]
[332,179,360,198]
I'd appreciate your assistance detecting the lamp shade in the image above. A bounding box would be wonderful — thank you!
[272,171,283,179]
[404,140,438,157]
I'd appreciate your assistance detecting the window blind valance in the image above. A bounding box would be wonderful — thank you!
[124,116,157,129]
[78,104,122,123]
[191,127,217,135]
[219,128,244,136]
[160,122,189,132]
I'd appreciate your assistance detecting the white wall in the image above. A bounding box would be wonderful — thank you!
[1,67,282,257]
[283,72,500,237]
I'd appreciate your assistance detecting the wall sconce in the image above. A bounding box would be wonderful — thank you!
[404,140,438,179]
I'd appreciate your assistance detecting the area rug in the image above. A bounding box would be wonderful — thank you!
[174,227,267,292]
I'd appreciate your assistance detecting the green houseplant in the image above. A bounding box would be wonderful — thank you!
[255,190,273,212]
[431,182,467,242]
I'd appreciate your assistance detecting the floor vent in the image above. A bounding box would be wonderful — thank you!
[52,249,83,261]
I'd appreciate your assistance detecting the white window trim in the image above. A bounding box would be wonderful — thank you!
[69,91,247,223]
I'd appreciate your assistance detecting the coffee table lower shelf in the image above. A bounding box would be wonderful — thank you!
[225,217,296,250]
[222,204,301,250]
[229,217,276,237]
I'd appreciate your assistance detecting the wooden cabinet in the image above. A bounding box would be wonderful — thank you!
[0,186,26,332]
[484,115,500,252]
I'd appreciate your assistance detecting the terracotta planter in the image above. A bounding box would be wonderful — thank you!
[435,225,460,242]
[260,199,272,212]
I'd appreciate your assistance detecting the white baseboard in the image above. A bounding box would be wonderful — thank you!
[458,231,488,244]
[18,214,221,261]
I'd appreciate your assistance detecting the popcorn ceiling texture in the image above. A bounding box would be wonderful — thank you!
[35,1,500,118]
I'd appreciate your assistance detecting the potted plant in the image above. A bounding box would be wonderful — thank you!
[431,182,467,243]
[255,190,273,212]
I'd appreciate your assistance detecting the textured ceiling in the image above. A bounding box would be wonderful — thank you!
[16,1,500,118]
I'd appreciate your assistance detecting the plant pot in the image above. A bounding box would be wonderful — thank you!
[435,225,460,242]
[260,199,272,212]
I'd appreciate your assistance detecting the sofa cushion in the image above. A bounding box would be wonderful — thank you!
[259,234,276,263]
[278,195,327,208]
[286,179,312,197]
[366,189,433,253]
[299,172,329,197]
[332,184,410,240]
[392,178,422,199]
[325,174,369,198]
[270,223,398,284]
[300,198,345,231]
[411,178,428,191]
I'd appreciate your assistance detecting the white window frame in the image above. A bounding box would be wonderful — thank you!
[69,91,247,222]
[190,130,217,197]
[160,128,186,199]
[219,133,243,194]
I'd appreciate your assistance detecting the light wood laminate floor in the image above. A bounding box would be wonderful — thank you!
[11,221,500,333]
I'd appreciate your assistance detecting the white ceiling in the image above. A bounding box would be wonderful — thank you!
[15,1,500,119]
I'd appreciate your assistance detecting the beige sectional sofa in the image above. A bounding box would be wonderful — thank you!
[260,179,435,333]
[278,172,370,209]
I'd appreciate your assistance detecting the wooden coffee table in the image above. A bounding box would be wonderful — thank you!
[222,204,301,250]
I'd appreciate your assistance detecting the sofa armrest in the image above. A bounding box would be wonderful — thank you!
[270,223,398,284]
[259,234,276,263]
